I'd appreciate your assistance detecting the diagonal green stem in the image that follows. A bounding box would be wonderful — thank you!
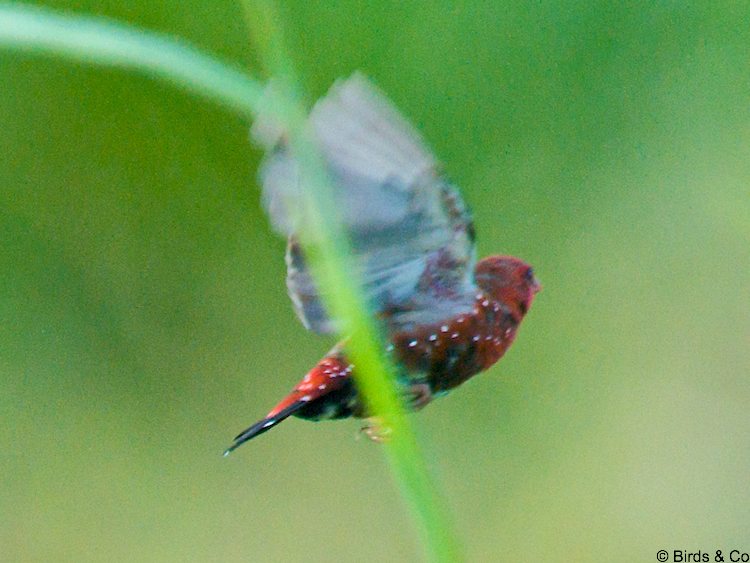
[0,3,462,561]
[0,4,264,120]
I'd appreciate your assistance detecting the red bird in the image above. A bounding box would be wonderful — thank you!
[225,74,540,453]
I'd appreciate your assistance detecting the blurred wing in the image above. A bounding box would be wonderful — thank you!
[252,73,477,334]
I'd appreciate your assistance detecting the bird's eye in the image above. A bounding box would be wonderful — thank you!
[524,268,535,282]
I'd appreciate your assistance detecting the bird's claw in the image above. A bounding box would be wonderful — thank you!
[356,383,432,443]
[406,382,433,411]
[359,418,392,443]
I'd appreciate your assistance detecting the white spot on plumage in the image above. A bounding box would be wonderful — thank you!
[440,325,449,333]
[408,339,418,348]
[262,420,275,428]
[472,335,480,342]
[451,332,459,339]
[318,384,327,390]
[301,395,312,402]
[429,334,437,342]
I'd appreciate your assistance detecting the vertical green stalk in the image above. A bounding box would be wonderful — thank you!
[0,3,462,560]
[240,3,462,561]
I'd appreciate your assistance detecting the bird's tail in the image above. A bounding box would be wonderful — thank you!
[223,401,306,456]
[224,350,354,455]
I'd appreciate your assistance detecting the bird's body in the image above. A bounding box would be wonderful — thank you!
[225,74,540,453]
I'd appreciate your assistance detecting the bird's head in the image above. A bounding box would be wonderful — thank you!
[474,255,541,318]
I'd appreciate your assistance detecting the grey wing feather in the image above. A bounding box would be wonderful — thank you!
[252,73,477,334]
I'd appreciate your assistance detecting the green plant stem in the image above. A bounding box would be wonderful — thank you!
[240,3,463,561]
[0,4,264,120]
[0,3,463,561]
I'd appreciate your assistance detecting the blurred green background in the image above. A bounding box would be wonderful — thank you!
[1,1,749,561]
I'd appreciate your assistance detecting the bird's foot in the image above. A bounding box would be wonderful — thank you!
[358,418,392,443]
[356,384,432,443]
[406,382,433,411]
